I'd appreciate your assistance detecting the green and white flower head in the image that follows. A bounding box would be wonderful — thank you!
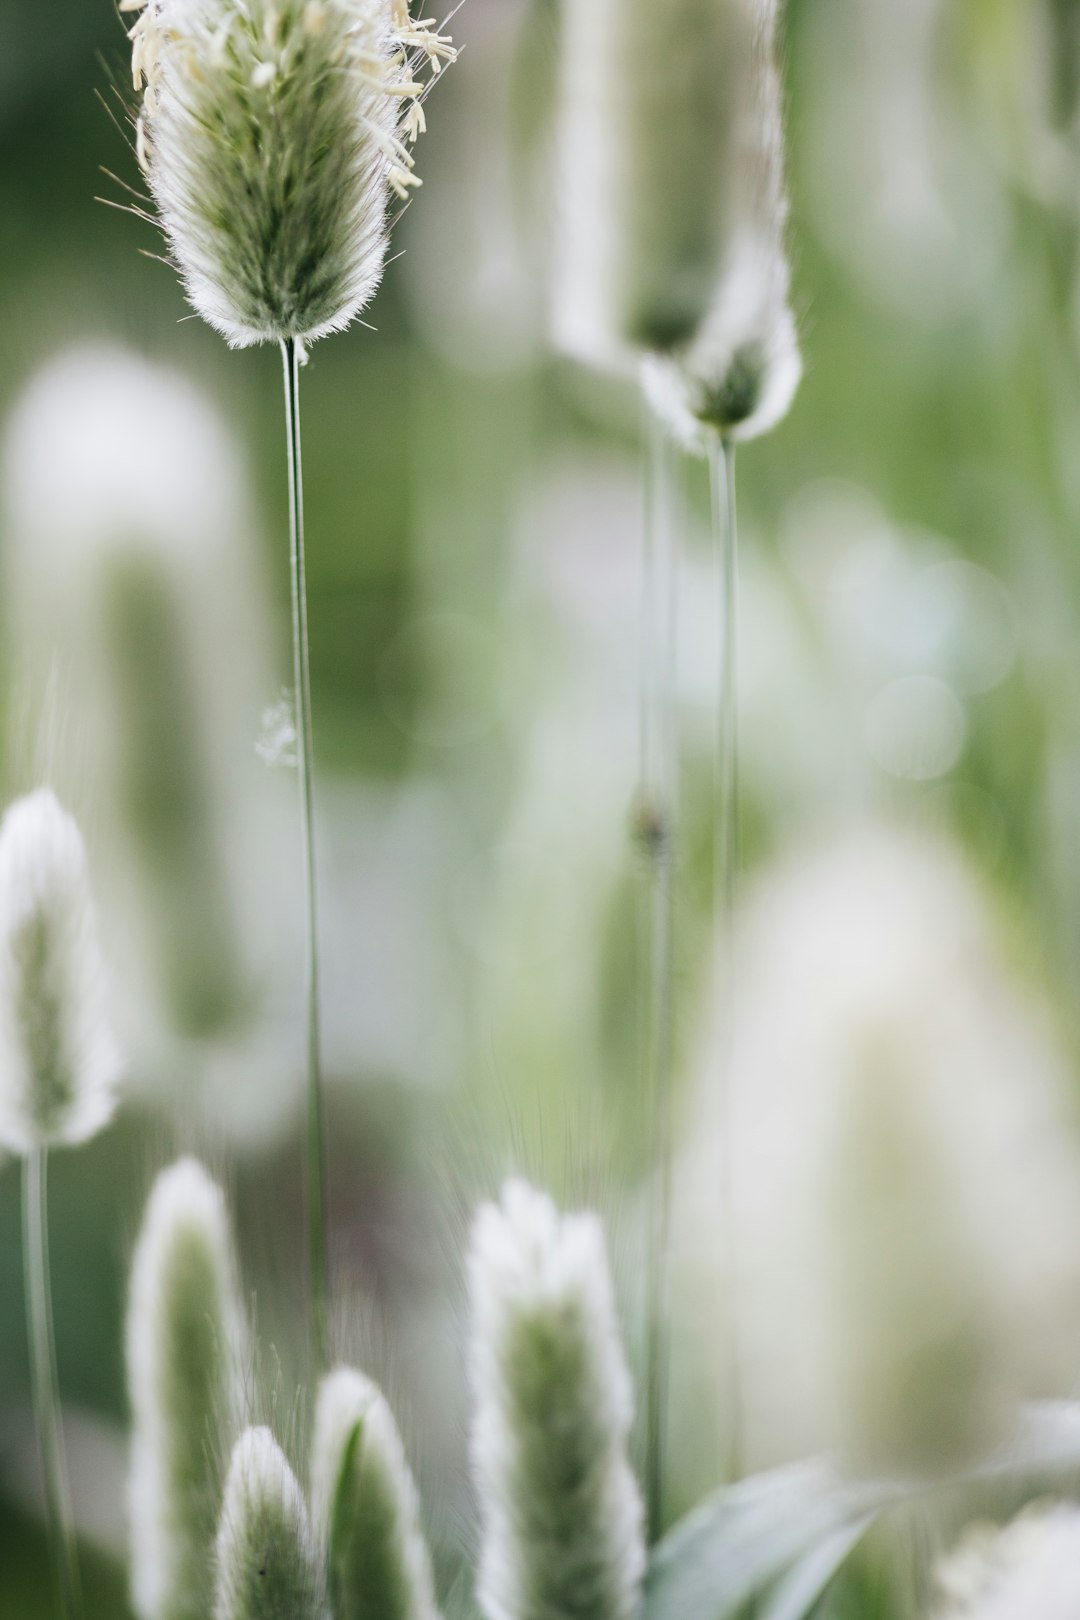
[0,788,120,1154]
[215,1426,324,1620]
[553,0,754,370]
[124,0,455,347]
[128,1157,247,1620]
[468,1179,645,1620]
[935,1506,1080,1620]
[644,0,802,445]
[311,1366,439,1620]
[1,343,281,1055]
[676,825,1080,1474]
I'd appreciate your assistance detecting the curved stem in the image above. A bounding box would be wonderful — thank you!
[709,435,741,1481]
[24,1147,82,1620]
[281,337,330,1371]
[640,402,678,1542]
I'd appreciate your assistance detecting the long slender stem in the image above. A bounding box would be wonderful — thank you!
[23,1148,81,1620]
[639,401,679,1543]
[709,435,741,1481]
[281,337,330,1371]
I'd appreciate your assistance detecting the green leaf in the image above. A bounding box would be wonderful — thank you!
[644,1400,1080,1620]
[758,1517,877,1620]
[644,1463,886,1620]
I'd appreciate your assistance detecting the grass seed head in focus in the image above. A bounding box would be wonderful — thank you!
[124,0,455,347]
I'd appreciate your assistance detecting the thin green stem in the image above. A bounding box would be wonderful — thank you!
[639,401,678,1543]
[23,1148,82,1620]
[281,337,330,1372]
[709,435,741,1482]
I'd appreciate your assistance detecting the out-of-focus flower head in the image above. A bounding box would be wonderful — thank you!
[935,1505,1080,1620]
[677,823,1080,1475]
[0,788,120,1154]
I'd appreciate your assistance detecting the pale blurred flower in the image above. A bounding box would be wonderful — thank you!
[1,343,295,1110]
[676,824,1080,1475]
[0,789,120,1153]
[935,1506,1080,1619]
[644,1,801,443]
[553,0,752,371]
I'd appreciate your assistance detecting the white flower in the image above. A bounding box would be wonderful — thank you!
[469,1179,645,1620]
[0,789,120,1153]
[128,1157,247,1620]
[644,3,801,444]
[311,1366,439,1620]
[676,824,1080,1474]
[935,1506,1080,1620]
[215,1427,324,1620]
[125,0,454,346]
[0,343,291,1080]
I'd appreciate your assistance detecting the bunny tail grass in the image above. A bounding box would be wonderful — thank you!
[125,0,455,348]
[0,788,120,1620]
[311,1366,440,1620]
[469,1179,645,1620]
[215,1427,324,1620]
[128,1158,247,1620]
[0,789,120,1155]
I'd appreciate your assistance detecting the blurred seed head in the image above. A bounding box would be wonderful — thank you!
[553,0,752,370]
[643,6,801,444]
[128,1157,247,1620]
[468,1178,644,1620]
[125,0,454,347]
[676,824,1080,1476]
[0,788,120,1154]
[215,1426,323,1620]
[1,343,283,1057]
[935,1505,1080,1619]
[311,1366,439,1620]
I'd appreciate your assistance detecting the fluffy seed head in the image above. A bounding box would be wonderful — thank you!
[553,0,752,369]
[645,3,801,445]
[935,1506,1080,1620]
[215,1427,324,1620]
[676,825,1080,1473]
[311,1366,439,1620]
[468,1179,645,1620]
[128,1158,248,1620]
[0,789,120,1153]
[125,0,454,347]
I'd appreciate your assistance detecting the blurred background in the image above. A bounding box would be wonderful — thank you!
[4,0,1080,1612]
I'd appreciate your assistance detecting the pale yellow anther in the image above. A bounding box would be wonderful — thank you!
[251,59,277,88]
[303,2,326,35]
[264,8,280,48]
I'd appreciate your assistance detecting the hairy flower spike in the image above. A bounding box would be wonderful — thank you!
[469,1180,645,1620]
[127,0,454,347]
[215,1427,324,1620]
[646,1,801,445]
[554,0,751,367]
[0,789,120,1153]
[311,1366,440,1620]
[128,1158,248,1620]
